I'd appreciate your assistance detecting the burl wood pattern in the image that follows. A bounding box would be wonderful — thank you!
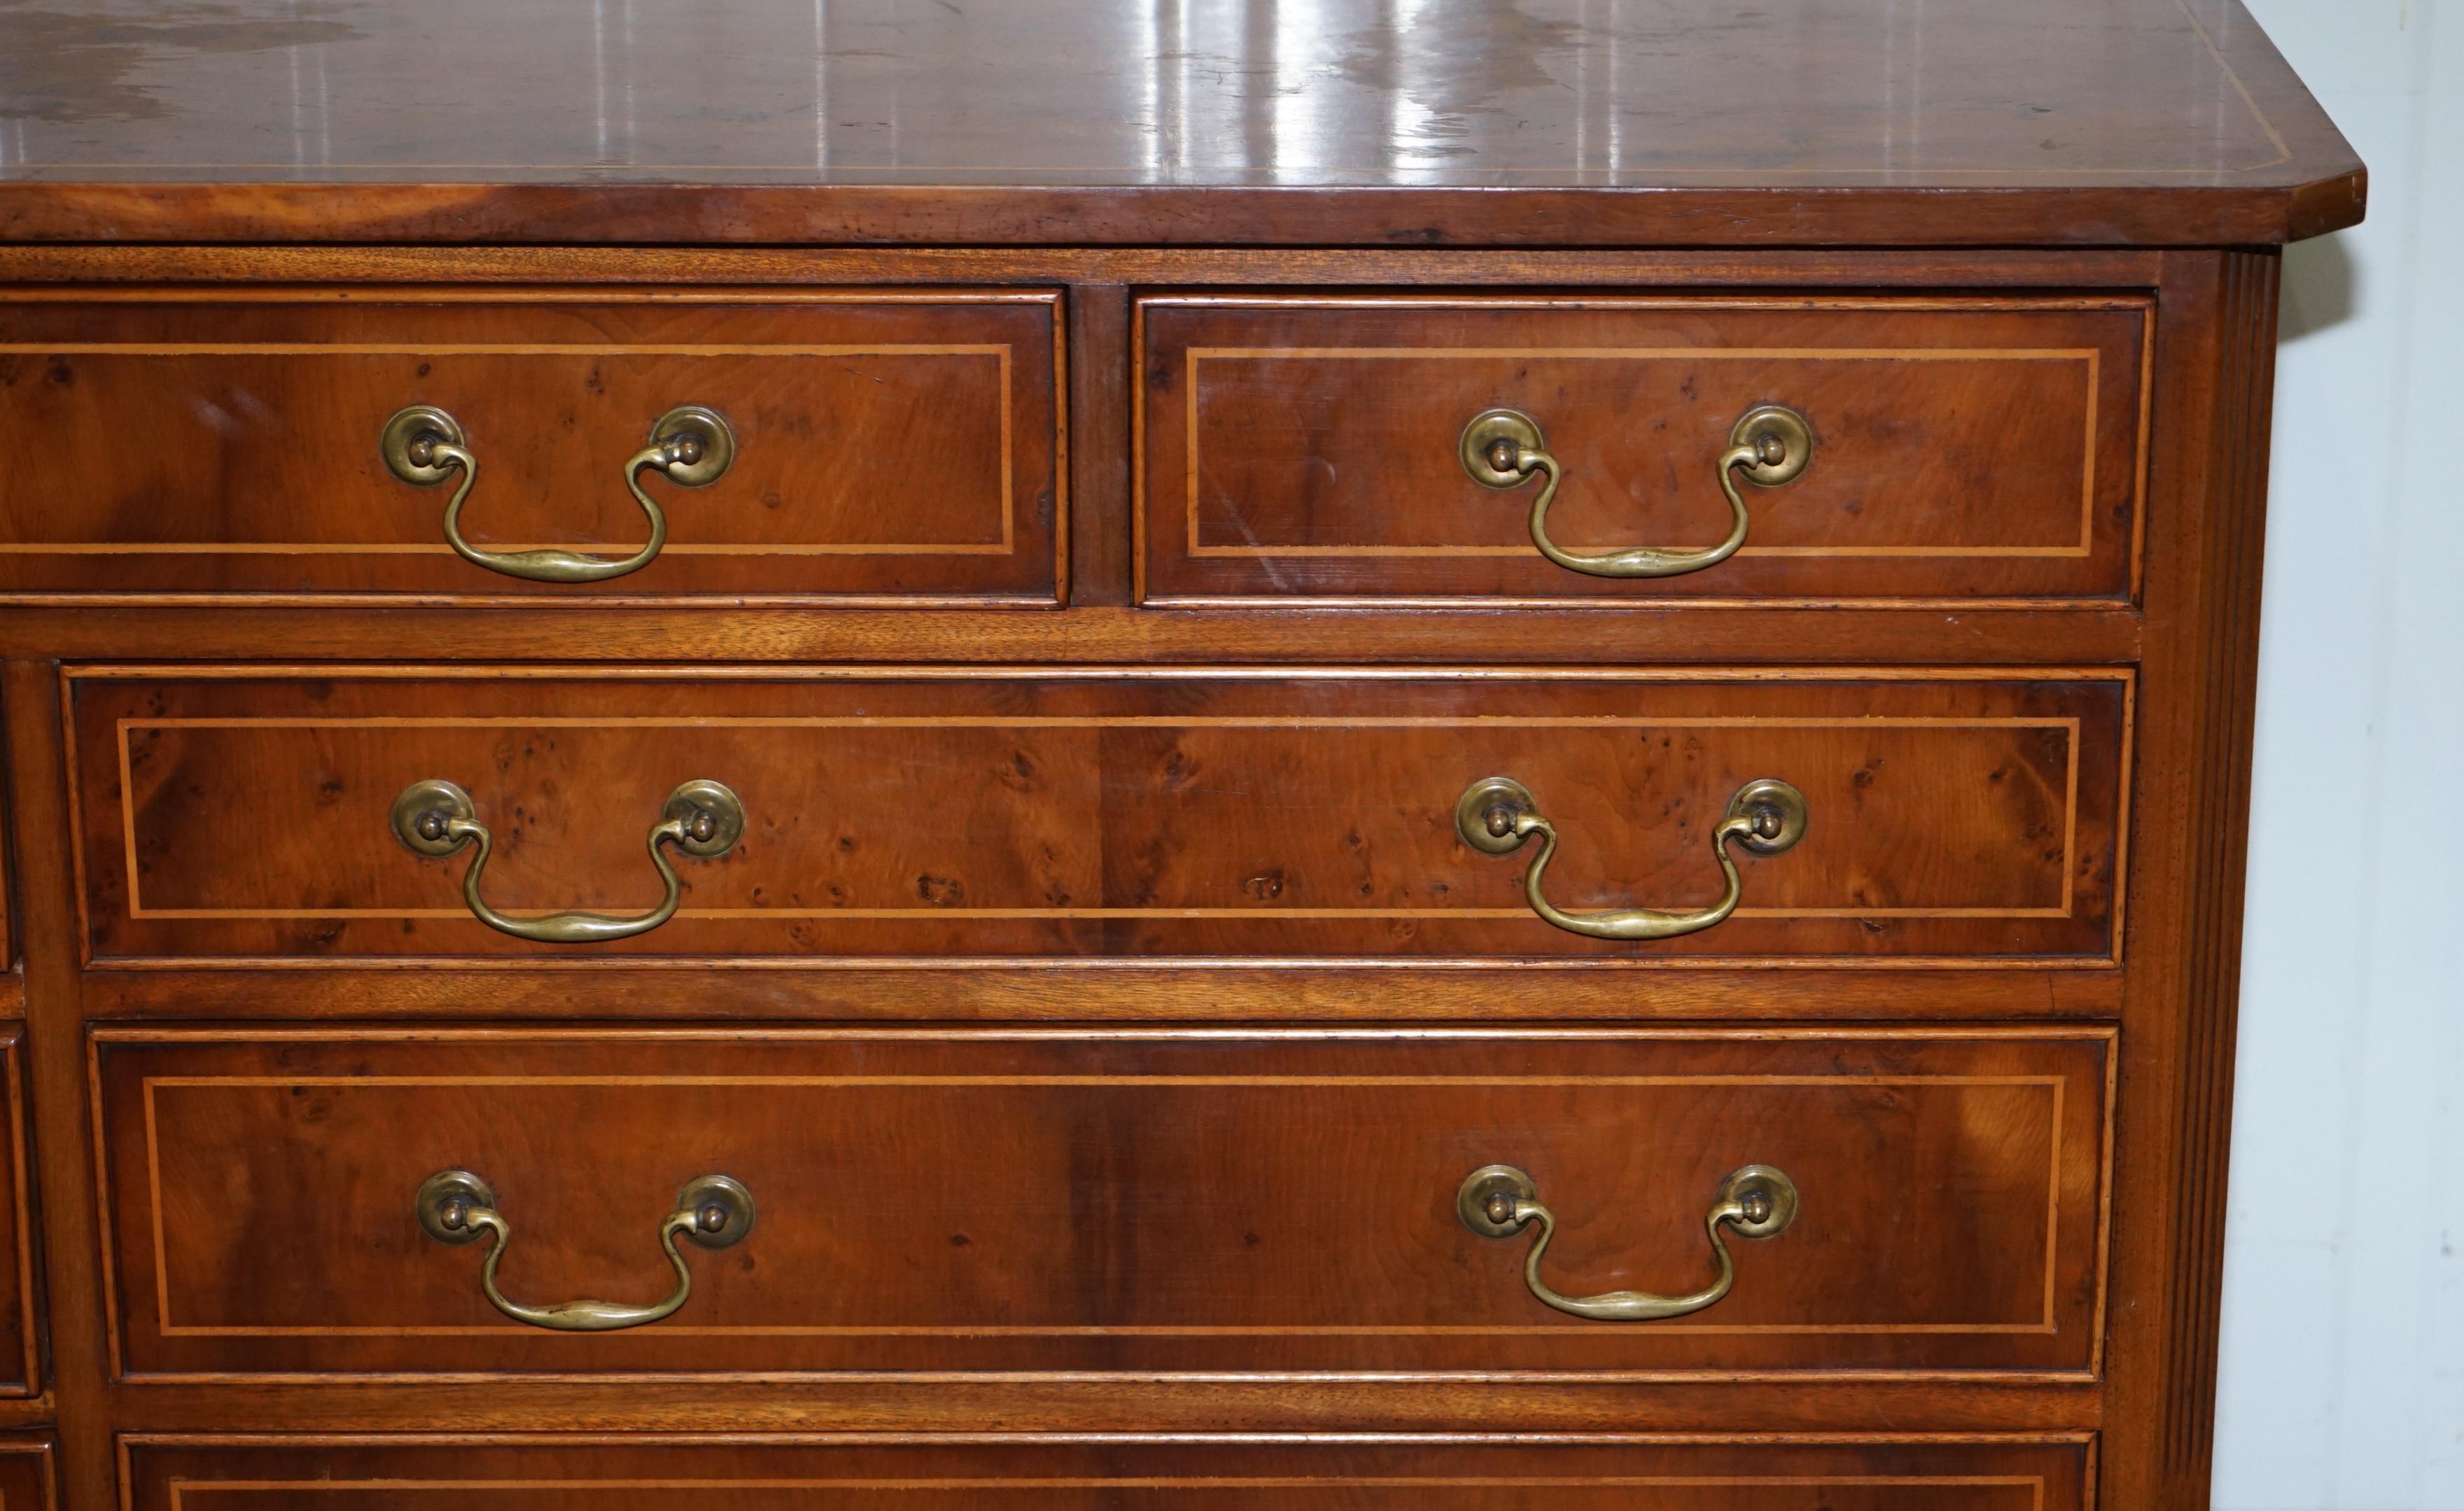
[1139,297,2149,602]
[118,1436,2093,1511]
[90,1028,2110,1379]
[71,668,2127,963]
[0,293,1061,600]
[0,43,2353,1494]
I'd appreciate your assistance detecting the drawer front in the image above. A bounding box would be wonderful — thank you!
[0,293,1060,599]
[0,1031,33,1397]
[1139,295,2148,603]
[71,667,2128,963]
[123,1436,2093,1510]
[92,1027,2112,1377]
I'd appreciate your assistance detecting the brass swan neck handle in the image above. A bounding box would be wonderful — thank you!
[1460,405,1811,579]
[391,777,744,944]
[382,403,736,583]
[416,1170,754,1332]
[1456,775,1807,942]
[1457,1163,1798,1321]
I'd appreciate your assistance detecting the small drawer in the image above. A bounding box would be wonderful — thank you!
[92,1026,2111,1377]
[123,1435,2094,1510]
[1138,295,2148,603]
[0,291,1061,599]
[71,666,2128,964]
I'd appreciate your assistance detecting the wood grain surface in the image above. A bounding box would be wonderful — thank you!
[1140,297,2149,604]
[69,667,2127,964]
[0,0,2360,246]
[0,293,1061,600]
[90,1026,2111,1379]
[0,91,2338,1511]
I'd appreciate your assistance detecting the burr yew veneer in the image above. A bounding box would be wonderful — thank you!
[0,1,2362,1508]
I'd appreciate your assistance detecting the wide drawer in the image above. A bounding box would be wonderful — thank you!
[0,291,1061,599]
[71,667,2129,963]
[122,1435,2094,1510]
[90,1026,2112,1377]
[1138,295,2148,603]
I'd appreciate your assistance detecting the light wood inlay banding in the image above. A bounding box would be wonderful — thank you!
[68,668,2130,965]
[1138,297,2150,605]
[90,1027,2113,1379]
[0,294,1065,601]
[117,1435,2093,1511]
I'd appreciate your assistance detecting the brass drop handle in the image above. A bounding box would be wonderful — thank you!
[1460,404,1812,578]
[1457,1163,1798,1321]
[1456,775,1808,941]
[381,404,736,583]
[416,1169,754,1332]
[390,777,744,943]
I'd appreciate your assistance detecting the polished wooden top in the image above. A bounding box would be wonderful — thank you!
[0,0,2362,246]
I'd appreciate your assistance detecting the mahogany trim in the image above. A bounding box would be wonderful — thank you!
[0,247,2174,288]
[132,1067,2073,1342]
[69,965,2129,1023]
[0,606,2148,665]
[0,181,2363,249]
[1180,347,2106,563]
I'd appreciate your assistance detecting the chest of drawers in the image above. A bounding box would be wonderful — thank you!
[0,1,2362,1507]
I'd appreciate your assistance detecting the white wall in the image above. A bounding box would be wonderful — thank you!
[2216,3,2464,1507]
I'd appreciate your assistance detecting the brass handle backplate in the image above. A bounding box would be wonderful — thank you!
[1460,404,1811,578]
[1455,774,1807,941]
[416,1169,754,1331]
[391,777,744,943]
[1457,1162,1798,1321]
[381,403,736,583]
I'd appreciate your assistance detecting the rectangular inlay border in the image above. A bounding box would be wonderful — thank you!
[88,1026,2117,1379]
[86,1025,2106,1356]
[0,342,1018,558]
[108,713,2085,924]
[1181,346,2106,561]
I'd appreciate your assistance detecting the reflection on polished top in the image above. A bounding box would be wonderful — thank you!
[0,0,2365,244]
